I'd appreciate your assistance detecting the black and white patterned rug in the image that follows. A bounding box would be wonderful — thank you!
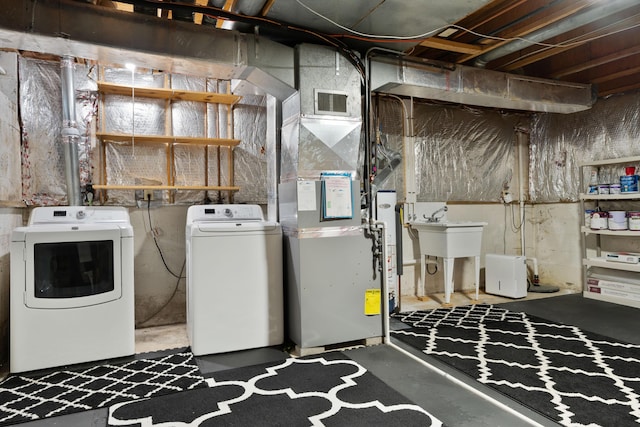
[0,351,206,426]
[108,352,443,426]
[392,304,640,426]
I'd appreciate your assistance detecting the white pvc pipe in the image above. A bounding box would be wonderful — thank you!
[373,220,390,346]
[517,131,527,256]
[526,257,539,277]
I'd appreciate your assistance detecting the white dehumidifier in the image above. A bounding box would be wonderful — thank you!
[485,254,528,298]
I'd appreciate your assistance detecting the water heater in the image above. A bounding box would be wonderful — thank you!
[485,254,528,298]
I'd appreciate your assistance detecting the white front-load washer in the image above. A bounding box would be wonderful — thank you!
[10,206,135,373]
[185,204,283,356]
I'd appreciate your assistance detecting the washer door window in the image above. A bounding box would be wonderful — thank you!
[24,228,122,309]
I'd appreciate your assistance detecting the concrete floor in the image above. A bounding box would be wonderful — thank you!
[21,289,636,427]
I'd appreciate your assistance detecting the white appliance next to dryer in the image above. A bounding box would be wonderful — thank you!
[185,204,283,356]
[10,206,135,373]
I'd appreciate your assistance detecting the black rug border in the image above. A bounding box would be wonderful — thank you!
[0,348,206,426]
[391,305,640,426]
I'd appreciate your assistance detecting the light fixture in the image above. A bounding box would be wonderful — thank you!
[125,62,136,71]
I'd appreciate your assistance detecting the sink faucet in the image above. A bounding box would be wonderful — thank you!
[424,206,448,222]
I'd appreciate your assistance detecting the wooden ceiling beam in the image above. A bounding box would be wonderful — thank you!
[216,0,237,28]
[598,80,640,97]
[551,45,640,79]
[418,38,486,55]
[456,0,596,63]
[193,0,209,25]
[260,0,276,16]
[494,13,640,73]
[591,65,640,85]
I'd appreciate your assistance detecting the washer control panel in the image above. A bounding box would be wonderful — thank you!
[29,206,130,225]
[189,204,264,222]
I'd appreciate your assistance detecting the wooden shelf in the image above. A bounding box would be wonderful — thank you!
[96,132,240,147]
[96,73,240,203]
[92,184,240,191]
[97,81,241,105]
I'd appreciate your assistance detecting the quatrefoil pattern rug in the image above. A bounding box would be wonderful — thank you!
[392,304,640,426]
[0,351,205,426]
[108,353,442,426]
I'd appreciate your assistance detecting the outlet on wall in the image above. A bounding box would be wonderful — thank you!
[143,189,154,201]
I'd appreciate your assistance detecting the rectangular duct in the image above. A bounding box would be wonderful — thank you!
[370,56,595,114]
[280,44,362,182]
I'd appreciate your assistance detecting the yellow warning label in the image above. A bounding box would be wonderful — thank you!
[364,289,381,315]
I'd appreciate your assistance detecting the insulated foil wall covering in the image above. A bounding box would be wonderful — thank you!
[530,92,640,202]
[172,74,206,203]
[101,69,267,205]
[378,98,519,202]
[232,94,267,204]
[376,97,405,198]
[19,57,96,205]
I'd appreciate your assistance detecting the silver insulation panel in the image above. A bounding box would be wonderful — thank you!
[376,97,521,202]
[19,57,96,206]
[531,92,640,202]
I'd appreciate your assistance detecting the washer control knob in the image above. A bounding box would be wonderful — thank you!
[76,210,86,219]
[224,208,233,218]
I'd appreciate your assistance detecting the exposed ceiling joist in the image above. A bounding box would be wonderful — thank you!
[418,38,486,55]
[61,0,640,98]
[216,0,237,28]
[193,0,209,25]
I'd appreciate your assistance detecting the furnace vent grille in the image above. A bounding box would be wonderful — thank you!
[315,89,348,115]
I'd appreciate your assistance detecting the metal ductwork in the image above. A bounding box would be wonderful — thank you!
[370,56,594,114]
[60,56,83,206]
[474,0,636,68]
[280,44,362,183]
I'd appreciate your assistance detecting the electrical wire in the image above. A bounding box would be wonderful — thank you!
[119,0,366,78]
[296,0,640,50]
[510,202,524,232]
[137,197,186,325]
[147,197,184,279]
[137,257,186,326]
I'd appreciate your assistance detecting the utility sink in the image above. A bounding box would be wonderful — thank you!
[410,221,487,259]
[409,219,488,305]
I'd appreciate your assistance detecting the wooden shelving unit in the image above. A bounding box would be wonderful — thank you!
[95,79,241,201]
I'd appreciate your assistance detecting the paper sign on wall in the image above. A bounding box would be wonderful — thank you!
[321,172,353,219]
[297,180,316,211]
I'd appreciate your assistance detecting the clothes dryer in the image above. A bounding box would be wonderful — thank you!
[185,204,283,356]
[10,206,135,373]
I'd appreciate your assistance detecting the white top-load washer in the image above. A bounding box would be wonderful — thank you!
[185,204,283,356]
[10,206,135,373]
